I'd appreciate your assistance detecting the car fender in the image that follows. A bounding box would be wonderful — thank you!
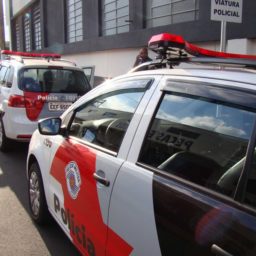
[27,130,66,208]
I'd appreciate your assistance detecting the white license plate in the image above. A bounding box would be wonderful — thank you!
[48,102,72,111]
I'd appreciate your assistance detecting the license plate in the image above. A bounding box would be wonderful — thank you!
[48,102,72,111]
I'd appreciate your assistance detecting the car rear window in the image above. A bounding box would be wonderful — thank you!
[19,68,90,95]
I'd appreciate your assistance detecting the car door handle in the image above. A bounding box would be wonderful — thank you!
[211,244,233,256]
[93,171,110,187]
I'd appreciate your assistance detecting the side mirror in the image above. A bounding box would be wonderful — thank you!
[38,117,62,135]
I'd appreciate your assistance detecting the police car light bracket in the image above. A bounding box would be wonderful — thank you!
[148,33,188,62]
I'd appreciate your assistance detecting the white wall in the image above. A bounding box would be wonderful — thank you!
[199,38,256,55]
[12,0,31,16]
[63,48,156,78]
[3,0,10,42]
[63,38,256,78]
[227,38,256,55]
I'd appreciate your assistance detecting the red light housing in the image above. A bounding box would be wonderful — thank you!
[148,33,185,52]
[1,50,61,59]
[185,41,256,60]
[148,33,256,60]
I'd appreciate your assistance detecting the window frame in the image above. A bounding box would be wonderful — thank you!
[15,19,21,51]
[17,67,90,94]
[145,0,199,28]
[64,78,153,156]
[66,89,143,155]
[101,0,130,36]
[236,122,256,204]
[66,0,84,43]
[32,3,42,50]
[23,12,32,52]
[0,65,8,85]
[4,66,14,87]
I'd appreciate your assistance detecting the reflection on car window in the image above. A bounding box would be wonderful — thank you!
[245,151,256,208]
[19,68,90,95]
[139,92,256,197]
[69,82,149,152]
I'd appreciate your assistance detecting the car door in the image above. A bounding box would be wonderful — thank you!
[107,78,256,256]
[46,77,159,256]
[0,65,14,127]
[82,66,95,87]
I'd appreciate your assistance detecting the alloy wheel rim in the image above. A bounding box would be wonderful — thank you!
[29,171,40,216]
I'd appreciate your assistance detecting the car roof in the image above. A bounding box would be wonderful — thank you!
[124,66,256,88]
[123,32,256,91]
[1,56,83,71]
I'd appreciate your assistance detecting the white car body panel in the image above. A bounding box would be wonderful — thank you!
[0,56,91,143]
[26,65,256,256]
[108,161,162,256]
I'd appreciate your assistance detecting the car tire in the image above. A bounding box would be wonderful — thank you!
[28,162,50,225]
[0,119,12,152]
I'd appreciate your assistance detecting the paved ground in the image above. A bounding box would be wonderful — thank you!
[0,142,80,256]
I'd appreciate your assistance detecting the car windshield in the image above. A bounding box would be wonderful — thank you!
[19,68,90,95]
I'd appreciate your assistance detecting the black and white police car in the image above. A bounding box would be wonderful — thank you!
[0,50,91,151]
[27,33,256,256]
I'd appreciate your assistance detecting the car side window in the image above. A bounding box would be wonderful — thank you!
[0,66,8,85]
[244,151,256,208]
[139,92,256,197]
[69,84,148,152]
[4,67,14,87]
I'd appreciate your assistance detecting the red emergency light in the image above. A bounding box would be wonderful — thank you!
[185,42,256,60]
[1,50,61,59]
[148,33,256,60]
[148,33,185,50]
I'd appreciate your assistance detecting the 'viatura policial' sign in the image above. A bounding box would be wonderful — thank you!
[211,0,243,23]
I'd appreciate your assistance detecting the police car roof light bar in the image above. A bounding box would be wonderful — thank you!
[1,50,61,59]
[148,33,185,50]
[185,42,256,60]
[148,33,256,61]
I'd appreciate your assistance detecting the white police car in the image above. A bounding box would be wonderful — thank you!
[27,33,256,256]
[0,50,91,151]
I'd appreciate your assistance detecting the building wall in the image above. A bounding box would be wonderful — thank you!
[49,0,256,55]
[43,0,65,48]
[12,0,31,16]
[0,0,5,49]
[63,48,156,78]
[63,39,256,78]
[9,0,256,77]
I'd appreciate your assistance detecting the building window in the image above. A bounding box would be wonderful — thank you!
[33,4,42,50]
[15,21,21,51]
[146,0,199,28]
[67,0,83,43]
[102,0,129,36]
[24,13,31,52]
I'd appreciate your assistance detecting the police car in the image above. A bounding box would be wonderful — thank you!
[27,33,256,256]
[0,50,91,151]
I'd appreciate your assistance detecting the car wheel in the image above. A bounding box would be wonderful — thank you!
[0,119,11,152]
[28,162,50,225]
